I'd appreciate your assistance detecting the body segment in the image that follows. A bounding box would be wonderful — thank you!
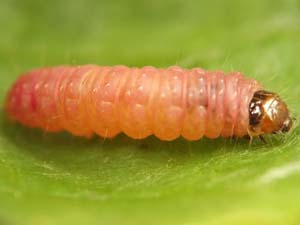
[6,65,263,140]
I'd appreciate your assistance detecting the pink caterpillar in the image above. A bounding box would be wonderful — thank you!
[5,65,292,141]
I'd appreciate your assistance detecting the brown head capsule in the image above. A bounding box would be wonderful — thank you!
[248,90,293,137]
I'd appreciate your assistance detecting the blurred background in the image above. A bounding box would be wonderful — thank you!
[0,0,300,225]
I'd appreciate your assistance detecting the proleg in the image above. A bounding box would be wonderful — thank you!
[5,65,293,141]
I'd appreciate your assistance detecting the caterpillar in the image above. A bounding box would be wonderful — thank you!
[5,65,293,141]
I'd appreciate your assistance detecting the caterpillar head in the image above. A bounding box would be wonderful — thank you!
[248,90,293,137]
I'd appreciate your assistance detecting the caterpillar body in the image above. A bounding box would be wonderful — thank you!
[5,65,292,141]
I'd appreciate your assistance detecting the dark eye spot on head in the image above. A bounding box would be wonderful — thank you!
[280,117,293,133]
[249,101,263,126]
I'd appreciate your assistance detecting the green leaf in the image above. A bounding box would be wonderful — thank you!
[1,0,300,224]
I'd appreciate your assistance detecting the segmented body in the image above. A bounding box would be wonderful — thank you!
[5,65,262,141]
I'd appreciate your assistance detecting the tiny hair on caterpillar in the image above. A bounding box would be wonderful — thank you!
[5,65,293,141]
